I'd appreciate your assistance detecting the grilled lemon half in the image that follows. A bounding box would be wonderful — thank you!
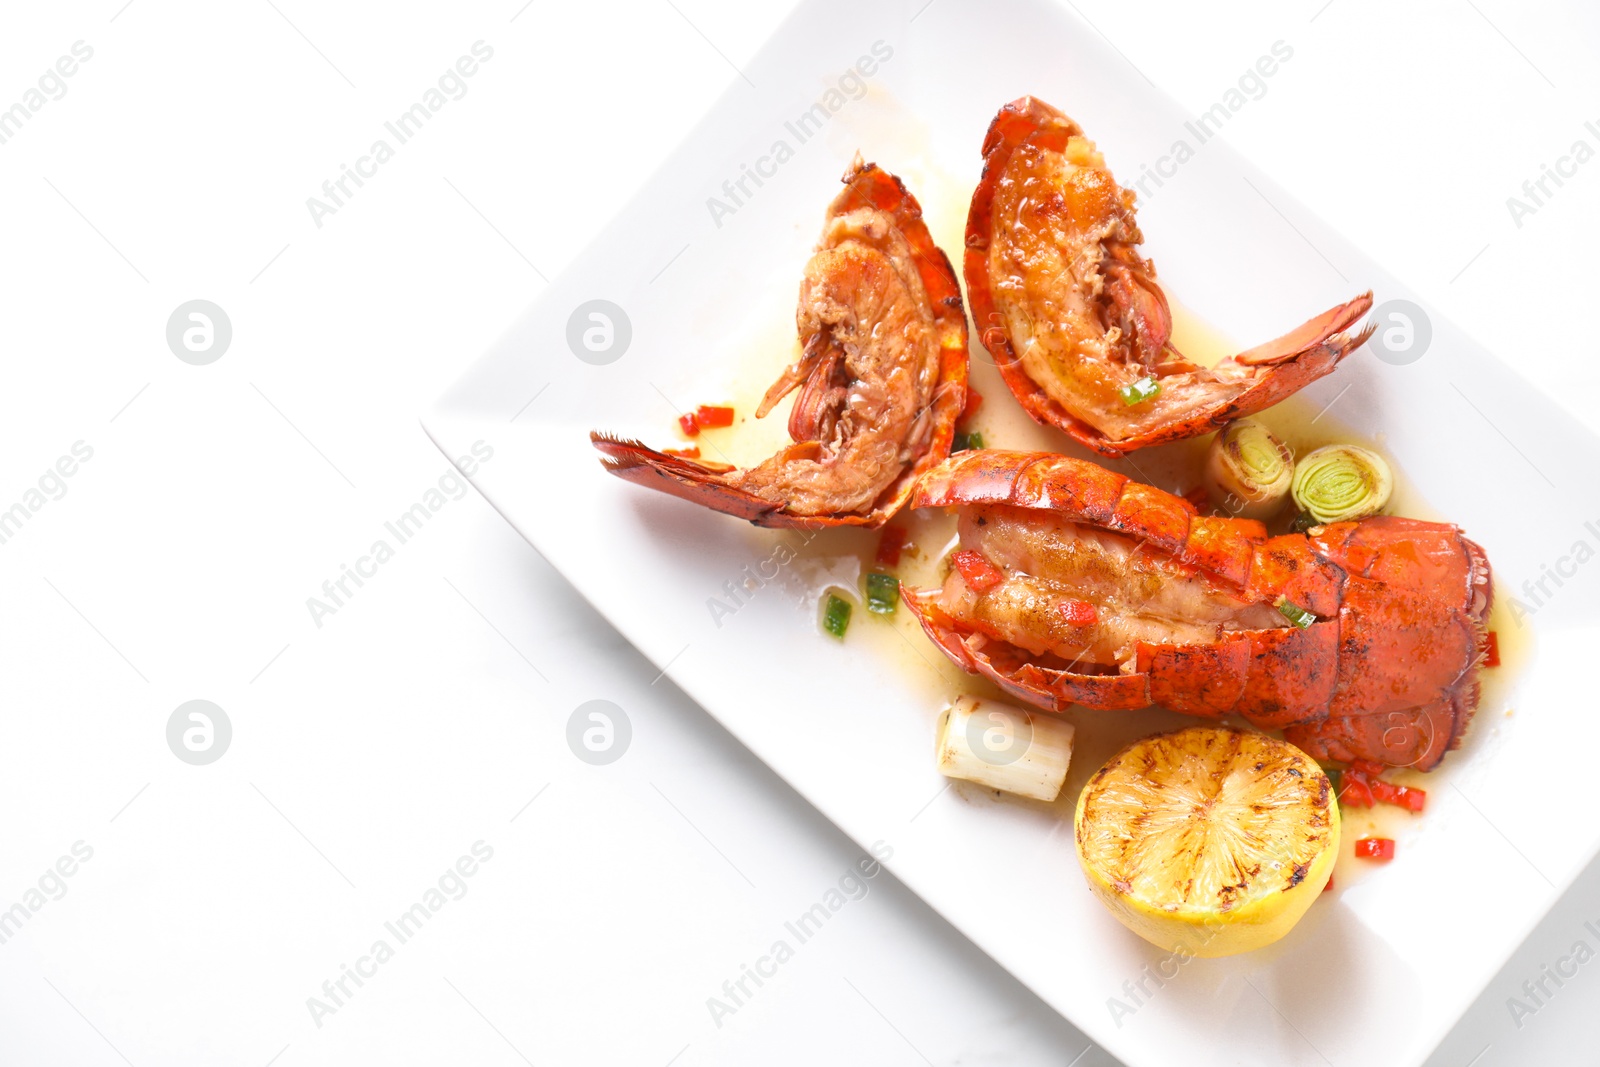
[1074,726,1339,958]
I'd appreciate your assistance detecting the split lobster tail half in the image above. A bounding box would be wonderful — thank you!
[593,156,968,528]
[902,450,1492,771]
[965,96,1374,456]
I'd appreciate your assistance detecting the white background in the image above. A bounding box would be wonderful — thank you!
[0,1,1596,1064]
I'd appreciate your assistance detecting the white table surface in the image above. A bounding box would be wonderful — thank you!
[2,1,1595,1063]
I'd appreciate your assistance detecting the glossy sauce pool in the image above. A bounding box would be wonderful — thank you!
[667,166,1528,892]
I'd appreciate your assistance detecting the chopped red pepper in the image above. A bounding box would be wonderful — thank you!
[1339,763,1426,813]
[951,549,1005,594]
[1059,598,1098,627]
[1484,631,1501,668]
[1369,778,1426,813]
[678,413,701,437]
[1322,873,1334,893]
[1182,486,1210,513]
[875,526,908,567]
[663,446,700,459]
[695,404,735,428]
[1338,773,1374,808]
[962,389,984,418]
[1354,837,1395,862]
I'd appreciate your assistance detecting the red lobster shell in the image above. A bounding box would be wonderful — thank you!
[903,450,1492,770]
[965,96,1373,456]
[593,158,967,529]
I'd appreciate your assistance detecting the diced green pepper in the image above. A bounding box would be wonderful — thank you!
[1275,596,1315,629]
[823,594,852,638]
[1118,376,1160,406]
[865,572,900,615]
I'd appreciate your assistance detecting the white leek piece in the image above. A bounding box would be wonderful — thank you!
[935,695,1075,802]
[1204,420,1293,519]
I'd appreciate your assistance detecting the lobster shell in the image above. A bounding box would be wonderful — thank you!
[904,450,1493,770]
[965,97,1373,456]
[593,160,967,529]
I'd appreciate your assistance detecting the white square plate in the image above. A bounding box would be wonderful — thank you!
[424,1,1600,1062]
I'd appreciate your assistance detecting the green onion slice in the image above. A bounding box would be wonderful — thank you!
[1275,596,1315,629]
[865,572,899,615]
[823,594,852,638]
[1119,376,1161,406]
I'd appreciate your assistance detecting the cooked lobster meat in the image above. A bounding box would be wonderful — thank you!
[593,156,967,528]
[965,97,1374,455]
[902,450,1492,770]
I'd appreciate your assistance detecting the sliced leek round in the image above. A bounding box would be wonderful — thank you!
[1291,444,1393,524]
[1204,420,1293,518]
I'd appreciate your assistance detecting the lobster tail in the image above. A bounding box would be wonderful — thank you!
[965,95,1374,455]
[593,159,967,528]
[904,451,1492,771]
